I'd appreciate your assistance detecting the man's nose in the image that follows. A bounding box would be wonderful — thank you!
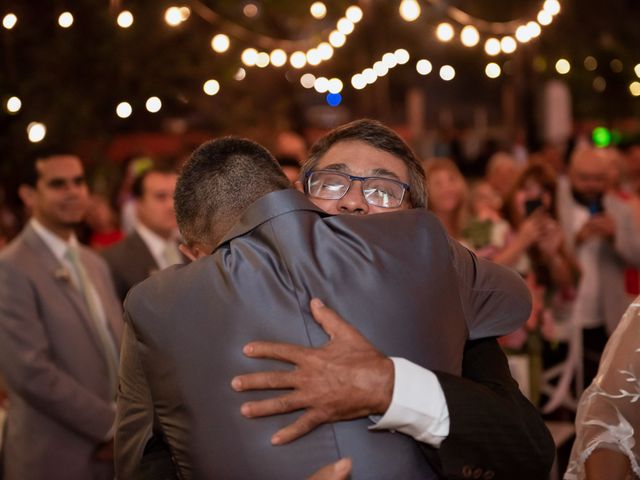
[337,181,369,215]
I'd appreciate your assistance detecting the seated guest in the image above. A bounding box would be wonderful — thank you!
[102,167,182,302]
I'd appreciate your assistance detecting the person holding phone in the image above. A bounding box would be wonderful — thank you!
[557,147,640,385]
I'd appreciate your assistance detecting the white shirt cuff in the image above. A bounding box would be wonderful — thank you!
[369,357,450,447]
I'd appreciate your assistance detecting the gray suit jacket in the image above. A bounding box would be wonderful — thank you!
[117,190,530,479]
[102,231,159,303]
[0,224,124,480]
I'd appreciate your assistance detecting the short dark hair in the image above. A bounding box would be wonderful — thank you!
[131,166,178,199]
[174,137,291,245]
[19,147,78,187]
[302,119,426,208]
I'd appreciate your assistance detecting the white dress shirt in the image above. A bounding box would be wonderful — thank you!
[135,222,182,270]
[370,358,450,447]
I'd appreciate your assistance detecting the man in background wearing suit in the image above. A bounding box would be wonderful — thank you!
[116,137,545,479]
[102,167,182,302]
[0,153,123,480]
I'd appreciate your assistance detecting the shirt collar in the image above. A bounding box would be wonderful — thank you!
[135,222,173,258]
[30,218,78,262]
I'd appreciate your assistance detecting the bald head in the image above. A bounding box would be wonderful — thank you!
[569,148,610,200]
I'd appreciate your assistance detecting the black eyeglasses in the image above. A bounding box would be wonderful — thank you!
[305,170,410,208]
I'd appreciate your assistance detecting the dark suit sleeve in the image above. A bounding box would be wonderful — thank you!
[115,318,179,480]
[422,338,555,480]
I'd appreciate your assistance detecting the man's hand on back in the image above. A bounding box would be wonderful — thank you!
[231,298,394,445]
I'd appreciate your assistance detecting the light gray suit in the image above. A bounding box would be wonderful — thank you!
[0,224,124,480]
[117,190,530,479]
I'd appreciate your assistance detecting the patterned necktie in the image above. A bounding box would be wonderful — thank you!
[65,246,119,398]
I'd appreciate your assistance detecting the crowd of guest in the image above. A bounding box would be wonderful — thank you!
[1,123,640,479]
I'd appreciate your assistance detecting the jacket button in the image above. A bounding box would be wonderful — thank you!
[462,466,473,478]
[483,470,495,479]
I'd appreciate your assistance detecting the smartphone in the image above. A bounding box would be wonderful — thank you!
[524,198,544,217]
[588,197,605,215]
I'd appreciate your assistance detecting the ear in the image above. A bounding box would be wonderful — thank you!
[294,180,304,193]
[18,184,35,208]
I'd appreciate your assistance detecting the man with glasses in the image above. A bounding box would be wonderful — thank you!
[117,135,546,479]
[233,119,555,479]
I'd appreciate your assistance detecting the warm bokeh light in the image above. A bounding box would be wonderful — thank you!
[211,34,230,53]
[500,36,517,54]
[610,59,623,73]
[351,73,366,90]
[165,7,183,26]
[460,25,480,47]
[306,48,322,66]
[116,102,132,118]
[310,2,327,19]
[345,6,363,23]
[362,68,376,84]
[629,82,640,97]
[27,122,46,143]
[270,49,287,67]
[243,3,259,18]
[555,58,571,74]
[485,63,501,78]
[290,51,307,69]
[399,0,421,22]
[635,63,640,78]
[300,73,316,89]
[336,18,354,35]
[58,12,74,28]
[584,56,598,71]
[313,77,329,93]
[203,79,220,96]
[2,13,17,30]
[255,52,270,68]
[416,59,433,75]
[234,68,246,81]
[373,61,389,77]
[439,65,455,81]
[6,96,21,113]
[593,76,606,92]
[436,23,454,42]
[145,97,162,113]
[484,38,500,56]
[543,0,561,16]
[317,42,334,61]
[537,10,552,26]
[526,21,541,38]
[117,10,134,28]
[394,48,410,65]
[328,78,343,94]
[515,25,531,43]
[241,48,258,66]
[329,30,346,48]
[382,52,397,69]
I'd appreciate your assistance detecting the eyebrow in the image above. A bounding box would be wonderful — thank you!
[319,163,403,181]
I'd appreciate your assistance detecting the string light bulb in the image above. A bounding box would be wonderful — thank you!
[203,79,220,95]
[543,0,561,16]
[165,7,183,26]
[290,51,307,69]
[345,6,363,23]
[145,97,162,113]
[116,102,132,118]
[439,65,455,81]
[500,36,517,54]
[555,58,570,74]
[117,10,134,28]
[317,42,334,61]
[484,38,501,56]
[416,59,433,75]
[306,48,322,66]
[58,12,74,28]
[328,78,343,94]
[460,25,480,47]
[634,63,640,78]
[485,63,501,78]
[629,81,640,97]
[211,34,230,53]
[351,74,366,90]
[6,96,21,113]
[255,52,270,68]
[2,13,17,30]
[27,122,46,143]
[329,30,346,47]
[515,25,531,43]
[300,73,316,89]
[241,48,258,66]
[526,21,541,38]
[336,18,354,35]
[310,2,327,19]
[399,0,421,22]
[537,10,552,25]
[270,49,287,67]
[436,23,454,42]
[394,48,410,65]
